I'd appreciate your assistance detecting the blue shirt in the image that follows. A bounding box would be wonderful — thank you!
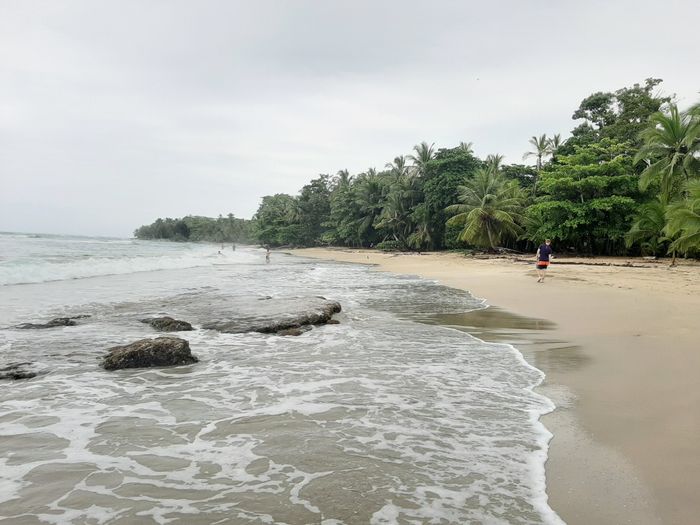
[538,244,552,261]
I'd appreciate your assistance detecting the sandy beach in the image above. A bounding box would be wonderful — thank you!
[289,248,700,525]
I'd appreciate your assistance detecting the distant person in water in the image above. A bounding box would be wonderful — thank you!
[232,243,236,251]
[535,239,553,283]
[265,247,270,264]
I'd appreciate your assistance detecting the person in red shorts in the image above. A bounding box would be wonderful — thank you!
[535,239,553,283]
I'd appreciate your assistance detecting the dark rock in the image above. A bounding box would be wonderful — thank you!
[140,316,193,332]
[16,317,77,329]
[102,337,198,371]
[0,363,37,380]
[277,325,313,336]
[326,319,340,325]
[202,297,341,334]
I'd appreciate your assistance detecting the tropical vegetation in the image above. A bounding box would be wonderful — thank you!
[135,79,700,259]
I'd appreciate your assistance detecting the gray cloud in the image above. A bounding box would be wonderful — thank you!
[1,0,698,236]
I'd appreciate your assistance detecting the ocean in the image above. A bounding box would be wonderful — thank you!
[0,232,563,524]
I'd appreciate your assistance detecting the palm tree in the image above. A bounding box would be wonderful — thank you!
[523,134,550,170]
[485,154,505,172]
[375,171,422,248]
[458,141,474,155]
[523,134,551,196]
[354,172,384,238]
[335,169,353,189]
[547,134,566,162]
[445,167,525,250]
[408,203,432,250]
[625,199,668,255]
[385,156,410,180]
[665,179,700,257]
[408,141,435,177]
[635,104,700,201]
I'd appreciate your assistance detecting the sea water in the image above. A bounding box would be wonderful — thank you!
[0,233,563,524]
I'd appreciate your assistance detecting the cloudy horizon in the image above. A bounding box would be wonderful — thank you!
[2,0,699,237]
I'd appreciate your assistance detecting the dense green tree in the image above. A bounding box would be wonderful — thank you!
[501,164,537,189]
[254,194,303,246]
[422,147,482,248]
[525,139,641,254]
[134,215,254,243]
[566,78,672,151]
[295,175,332,245]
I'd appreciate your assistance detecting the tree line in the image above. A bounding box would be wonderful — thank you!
[134,78,699,259]
[134,214,255,243]
[254,78,699,258]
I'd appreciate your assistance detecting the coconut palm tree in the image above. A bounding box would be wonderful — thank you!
[354,172,384,244]
[523,134,551,196]
[523,134,550,170]
[408,141,435,177]
[547,133,566,162]
[635,104,700,201]
[625,199,668,255]
[458,141,474,155]
[385,156,410,180]
[665,179,700,257]
[335,169,353,190]
[485,154,505,172]
[445,167,525,250]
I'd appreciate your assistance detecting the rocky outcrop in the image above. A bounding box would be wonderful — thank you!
[17,317,76,329]
[277,325,313,336]
[102,337,198,371]
[140,316,193,332]
[0,363,37,380]
[16,315,90,329]
[202,297,341,334]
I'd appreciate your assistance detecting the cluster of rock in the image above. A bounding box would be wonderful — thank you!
[3,297,341,378]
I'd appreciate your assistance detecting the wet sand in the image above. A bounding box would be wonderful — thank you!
[289,248,700,525]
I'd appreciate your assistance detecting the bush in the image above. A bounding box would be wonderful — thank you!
[375,240,403,251]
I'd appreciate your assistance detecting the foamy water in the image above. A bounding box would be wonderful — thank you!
[0,233,563,524]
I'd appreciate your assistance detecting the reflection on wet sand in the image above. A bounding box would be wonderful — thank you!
[422,307,591,377]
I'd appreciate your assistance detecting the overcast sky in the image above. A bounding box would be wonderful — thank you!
[1,0,698,237]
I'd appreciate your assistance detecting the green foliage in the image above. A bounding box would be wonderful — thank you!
[625,200,668,255]
[525,139,642,254]
[375,240,403,251]
[134,214,255,243]
[665,180,700,256]
[254,194,302,246]
[446,167,526,250]
[296,175,332,245]
[566,78,672,151]
[422,147,482,248]
[635,104,700,201]
[242,79,697,259]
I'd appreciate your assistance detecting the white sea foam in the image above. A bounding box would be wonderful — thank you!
[0,235,262,286]
[0,240,564,524]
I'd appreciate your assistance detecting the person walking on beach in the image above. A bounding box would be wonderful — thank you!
[535,239,553,283]
[265,247,271,264]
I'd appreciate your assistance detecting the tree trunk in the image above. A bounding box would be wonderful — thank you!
[487,227,497,252]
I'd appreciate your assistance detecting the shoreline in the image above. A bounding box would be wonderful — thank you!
[288,248,700,525]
